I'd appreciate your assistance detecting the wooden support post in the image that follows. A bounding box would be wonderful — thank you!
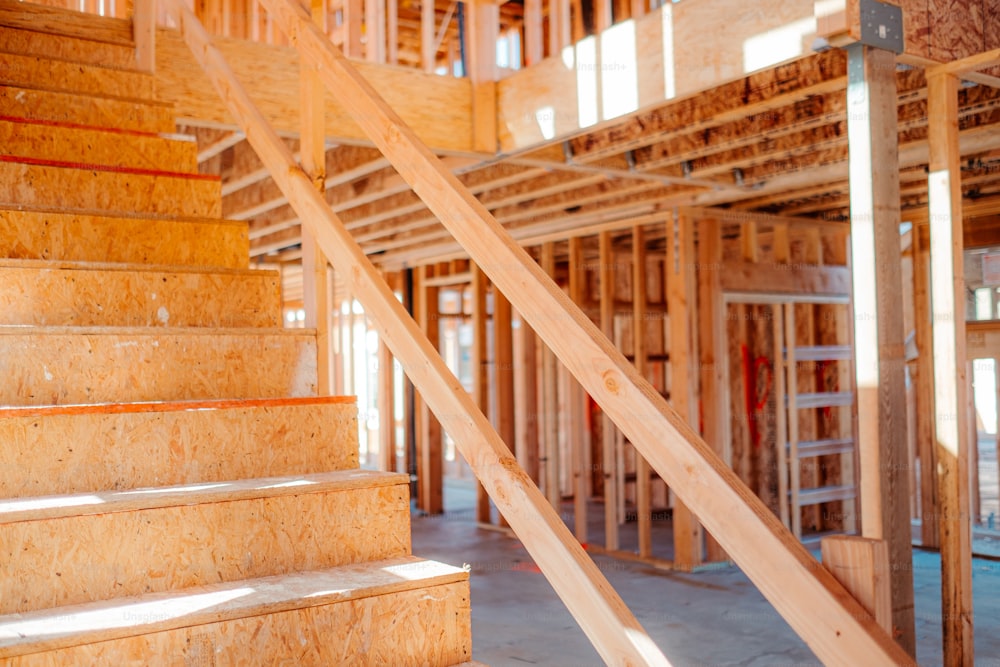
[133,0,156,72]
[667,210,703,569]
[523,0,542,65]
[914,225,940,547]
[379,337,395,471]
[632,225,652,557]
[569,236,589,543]
[514,308,540,482]
[629,0,645,20]
[599,231,619,550]
[364,0,385,62]
[494,285,515,527]
[465,0,499,154]
[548,0,570,55]
[416,264,443,514]
[420,0,434,72]
[698,217,729,562]
[386,0,397,64]
[821,535,892,635]
[593,0,612,33]
[774,304,790,529]
[343,0,363,57]
[927,69,974,667]
[845,43,915,654]
[540,243,561,510]
[472,263,493,523]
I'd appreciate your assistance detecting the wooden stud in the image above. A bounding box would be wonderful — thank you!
[465,0,499,154]
[386,0,397,64]
[420,0,434,72]
[133,0,156,72]
[594,0,612,33]
[785,305,802,539]
[416,264,444,514]
[548,0,570,55]
[379,338,395,471]
[523,0,542,65]
[343,0,363,57]
[364,0,385,62]
[845,43,916,654]
[540,243,561,510]
[632,225,652,557]
[569,236,589,544]
[472,263,493,524]
[667,210,703,569]
[598,231,620,551]
[927,69,974,667]
[514,308,540,482]
[494,284,515,527]
[214,3,917,661]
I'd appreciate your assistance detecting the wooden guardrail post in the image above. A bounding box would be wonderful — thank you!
[133,0,156,72]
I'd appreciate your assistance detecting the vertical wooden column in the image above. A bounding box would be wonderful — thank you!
[548,0,570,56]
[300,0,331,395]
[914,225,940,547]
[471,263,493,523]
[364,0,385,62]
[632,226,652,557]
[540,243,561,509]
[514,308,540,482]
[386,0,398,63]
[593,0,611,32]
[416,265,443,514]
[523,0,542,64]
[927,70,974,667]
[667,210,703,569]
[420,0,435,72]
[378,336,395,471]
[569,237,590,543]
[494,286,515,526]
[133,0,156,72]
[343,0,363,57]
[465,0,499,154]
[845,42,915,654]
[598,232,619,550]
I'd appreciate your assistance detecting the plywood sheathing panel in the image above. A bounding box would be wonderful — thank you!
[0,120,198,174]
[155,29,474,154]
[0,210,249,269]
[0,329,317,405]
[0,162,221,218]
[0,398,358,498]
[0,53,155,100]
[0,473,411,614]
[0,25,137,69]
[0,261,280,327]
[0,85,175,134]
[4,580,470,666]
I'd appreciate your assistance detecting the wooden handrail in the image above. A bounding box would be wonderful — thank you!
[256,3,918,665]
[158,1,670,665]
[160,0,916,663]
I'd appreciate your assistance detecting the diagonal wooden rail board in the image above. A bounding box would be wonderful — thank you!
[161,2,669,665]
[169,0,916,663]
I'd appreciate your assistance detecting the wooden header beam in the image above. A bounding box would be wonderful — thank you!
[257,1,917,664]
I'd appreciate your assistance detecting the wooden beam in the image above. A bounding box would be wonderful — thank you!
[343,0,363,56]
[719,263,851,297]
[548,0,570,55]
[568,236,589,544]
[133,0,156,72]
[540,243,561,510]
[514,308,540,482]
[523,0,542,65]
[416,264,443,514]
[845,43,915,655]
[667,210,703,569]
[364,0,386,62]
[466,0,499,154]
[378,338,395,471]
[598,231,619,551]
[472,263,493,524]
[927,70,974,667]
[913,225,940,548]
[420,0,434,72]
[493,284,515,525]
[247,3,917,663]
[821,536,892,635]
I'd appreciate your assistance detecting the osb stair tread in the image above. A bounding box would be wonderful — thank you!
[450,662,490,666]
[0,0,134,48]
[0,325,315,336]
[0,470,410,524]
[0,52,155,100]
[0,258,278,279]
[0,556,468,658]
[0,85,174,134]
[0,395,355,419]
[0,205,246,227]
[0,25,137,70]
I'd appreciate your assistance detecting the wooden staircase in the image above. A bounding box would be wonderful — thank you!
[0,17,473,665]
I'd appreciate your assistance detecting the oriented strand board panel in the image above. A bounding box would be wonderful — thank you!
[0,25,137,69]
[0,53,154,100]
[5,581,470,666]
[0,85,175,133]
[0,329,317,405]
[155,29,474,154]
[0,0,134,47]
[0,210,249,268]
[0,161,221,218]
[0,119,198,173]
[0,261,280,327]
[0,473,411,614]
[497,0,818,151]
[0,397,359,497]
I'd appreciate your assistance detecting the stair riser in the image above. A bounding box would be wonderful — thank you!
[0,26,137,69]
[0,86,174,133]
[0,267,281,327]
[5,581,471,666]
[0,333,317,405]
[0,162,220,218]
[0,402,359,498]
[0,210,249,269]
[0,120,198,173]
[0,53,154,99]
[1,484,411,614]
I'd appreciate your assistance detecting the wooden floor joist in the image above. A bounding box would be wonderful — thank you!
[229,2,918,664]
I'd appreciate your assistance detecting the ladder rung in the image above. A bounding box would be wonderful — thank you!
[794,438,855,458]
[794,392,853,409]
[792,345,852,361]
[796,485,856,506]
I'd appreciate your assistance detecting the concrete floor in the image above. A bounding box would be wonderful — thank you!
[410,479,1000,666]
